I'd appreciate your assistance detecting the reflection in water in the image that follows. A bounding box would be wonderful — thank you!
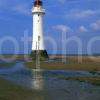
[31,69,44,100]
[33,37,44,90]
[32,69,44,90]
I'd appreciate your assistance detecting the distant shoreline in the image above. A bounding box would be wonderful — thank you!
[0,55,100,62]
[0,54,100,56]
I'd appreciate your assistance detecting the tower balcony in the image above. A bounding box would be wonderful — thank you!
[32,7,45,14]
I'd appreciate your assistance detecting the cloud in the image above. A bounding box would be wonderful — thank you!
[0,0,8,8]
[53,25,88,33]
[53,25,71,33]
[58,0,66,4]
[65,9,100,19]
[12,4,30,15]
[79,26,88,32]
[0,0,31,16]
[90,20,100,31]
[58,0,82,4]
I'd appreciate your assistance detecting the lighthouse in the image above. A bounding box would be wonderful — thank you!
[31,0,49,60]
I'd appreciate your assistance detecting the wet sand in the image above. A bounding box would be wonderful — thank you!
[0,62,100,100]
[0,63,16,68]
[0,78,35,100]
[24,56,100,71]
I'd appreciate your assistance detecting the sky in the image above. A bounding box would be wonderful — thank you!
[0,0,100,55]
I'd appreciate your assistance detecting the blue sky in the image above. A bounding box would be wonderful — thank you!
[0,0,100,54]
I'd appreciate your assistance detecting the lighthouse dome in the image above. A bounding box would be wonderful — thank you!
[34,0,43,6]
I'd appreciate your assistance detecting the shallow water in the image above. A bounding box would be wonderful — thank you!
[0,62,100,100]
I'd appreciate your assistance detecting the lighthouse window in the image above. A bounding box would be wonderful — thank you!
[38,14,39,16]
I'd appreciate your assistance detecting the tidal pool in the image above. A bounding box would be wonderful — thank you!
[0,62,100,100]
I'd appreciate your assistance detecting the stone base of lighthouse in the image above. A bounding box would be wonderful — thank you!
[30,50,49,61]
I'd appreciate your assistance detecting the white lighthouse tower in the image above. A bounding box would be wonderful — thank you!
[31,0,48,60]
